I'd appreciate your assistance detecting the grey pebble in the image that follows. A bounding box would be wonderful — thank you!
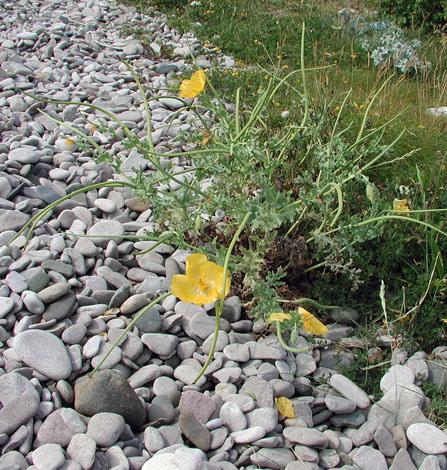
[86,412,125,447]
[32,443,65,470]
[66,433,97,470]
[14,329,72,380]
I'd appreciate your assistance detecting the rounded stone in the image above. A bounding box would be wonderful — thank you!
[134,306,162,333]
[66,433,96,469]
[86,220,124,248]
[36,408,87,446]
[32,443,65,470]
[14,330,72,380]
[8,147,39,164]
[74,369,146,429]
[329,374,370,409]
[86,412,125,447]
[219,401,246,432]
[407,423,447,454]
[179,412,211,451]
[148,396,175,424]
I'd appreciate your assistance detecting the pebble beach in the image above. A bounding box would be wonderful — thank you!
[0,1,447,470]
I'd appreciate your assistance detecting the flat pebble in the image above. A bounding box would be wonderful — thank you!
[86,412,125,447]
[14,329,72,380]
[407,423,447,454]
[32,443,65,470]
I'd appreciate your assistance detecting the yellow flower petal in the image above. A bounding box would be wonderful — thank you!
[268,312,291,323]
[170,253,230,306]
[185,253,208,284]
[298,307,328,336]
[179,70,205,98]
[205,260,230,298]
[170,273,216,305]
[393,198,410,216]
[275,397,295,418]
[65,138,75,150]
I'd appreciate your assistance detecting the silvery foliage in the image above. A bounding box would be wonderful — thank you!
[336,8,431,74]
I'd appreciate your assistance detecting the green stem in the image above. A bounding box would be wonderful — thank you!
[306,214,447,244]
[88,292,171,377]
[193,212,251,384]
[280,298,340,310]
[275,321,311,353]
[8,181,136,247]
[299,22,309,129]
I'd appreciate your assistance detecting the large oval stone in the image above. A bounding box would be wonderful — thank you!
[14,330,72,380]
[74,369,146,429]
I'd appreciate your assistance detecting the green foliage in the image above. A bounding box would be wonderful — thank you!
[421,381,447,429]
[380,0,447,30]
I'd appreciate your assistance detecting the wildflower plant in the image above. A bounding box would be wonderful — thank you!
[13,25,447,363]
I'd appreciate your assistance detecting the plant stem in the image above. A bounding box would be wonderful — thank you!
[89,292,171,377]
[193,212,251,384]
[280,298,340,310]
[275,321,311,353]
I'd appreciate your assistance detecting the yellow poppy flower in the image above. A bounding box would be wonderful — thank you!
[393,198,410,216]
[275,397,295,418]
[170,253,230,305]
[298,307,328,336]
[179,70,206,98]
[268,312,291,323]
[65,138,75,150]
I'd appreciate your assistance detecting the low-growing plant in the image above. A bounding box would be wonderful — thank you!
[13,26,447,362]
[337,8,431,73]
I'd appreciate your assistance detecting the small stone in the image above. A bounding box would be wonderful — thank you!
[0,451,28,470]
[74,369,146,429]
[231,426,266,444]
[419,455,442,470]
[144,426,166,453]
[325,394,357,414]
[141,333,179,356]
[240,376,274,408]
[38,282,71,303]
[32,443,65,470]
[219,402,246,432]
[86,412,125,447]
[21,290,45,314]
[407,423,447,454]
[380,365,415,392]
[86,220,124,248]
[66,433,96,470]
[350,445,388,470]
[329,374,370,409]
[390,448,417,470]
[0,373,40,435]
[245,407,278,434]
[249,448,295,470]
[283,427,328,447]
[134,306,162,333]
[148,396,175,424]
[319,448,340,468]
[178,391,216,424]
[374,425,398,457]
[36,408,86,446]
[0,210,30,233]
[179,412,211,451]
[8,147,39,164]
